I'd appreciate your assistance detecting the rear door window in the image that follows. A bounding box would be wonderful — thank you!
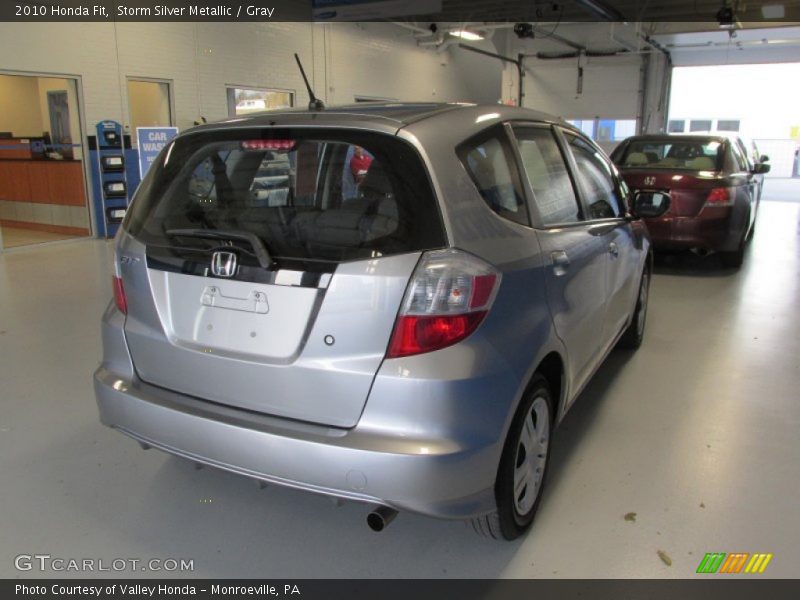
[563,133,625,220]
[457,126,529,226]
[125,129,445,276]
[511,125,582,226]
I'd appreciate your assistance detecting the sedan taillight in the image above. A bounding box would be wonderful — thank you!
[387,249,501,359]
[705,187,735,207]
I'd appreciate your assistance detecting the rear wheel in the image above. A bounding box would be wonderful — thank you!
[617,266,650,350]
[720,238,745,268]
[472,376,553,540]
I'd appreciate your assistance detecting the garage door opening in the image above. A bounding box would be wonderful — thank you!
[668,62,800,194]
[0,73,90,250]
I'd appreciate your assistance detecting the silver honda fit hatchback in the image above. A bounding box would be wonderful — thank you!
[94,103,666,540]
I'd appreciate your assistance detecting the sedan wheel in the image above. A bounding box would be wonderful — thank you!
[720,238,746,268]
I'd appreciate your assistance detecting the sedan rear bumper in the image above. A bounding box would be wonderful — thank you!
[644,208,744,252]
[94,366,498,519]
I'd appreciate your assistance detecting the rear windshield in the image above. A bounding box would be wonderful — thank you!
[615,139,724,172]
[125,128,445,271]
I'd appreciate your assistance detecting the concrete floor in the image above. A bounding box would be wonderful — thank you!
[1,195,799,579]
[0,226,84,249]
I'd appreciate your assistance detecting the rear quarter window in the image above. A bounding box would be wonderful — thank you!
[456,126,529,227]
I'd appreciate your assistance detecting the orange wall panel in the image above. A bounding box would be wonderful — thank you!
[25,162,52,203]
[47,162,86,206]
[0,161,32,201]
[0,160,86,207]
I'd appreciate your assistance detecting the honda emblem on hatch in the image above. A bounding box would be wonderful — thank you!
[211,251,238,278]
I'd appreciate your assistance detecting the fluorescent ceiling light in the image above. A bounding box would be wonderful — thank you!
[762,4,785,18]
[449,30,484,41]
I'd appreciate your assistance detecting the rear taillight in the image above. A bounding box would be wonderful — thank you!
[705,187,734,207]
[112,276,127,315]
[387,249,501,358]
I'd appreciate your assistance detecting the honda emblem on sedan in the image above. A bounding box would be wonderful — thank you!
[211,251,238,278]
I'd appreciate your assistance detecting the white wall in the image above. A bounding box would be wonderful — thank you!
[522,55,642,119]
[0,22,477,136]
[494,23,673,142]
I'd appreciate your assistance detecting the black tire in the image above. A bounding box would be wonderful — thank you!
[471,376,554,540]
[617,266,651,350]
[720,238,745,268]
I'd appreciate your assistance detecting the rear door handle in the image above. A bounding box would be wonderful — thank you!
[608,242,619,257]
[551,251,570,276]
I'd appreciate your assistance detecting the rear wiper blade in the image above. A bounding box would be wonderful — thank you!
[166,228,272,269]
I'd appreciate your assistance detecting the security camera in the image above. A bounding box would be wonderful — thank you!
[514,22,535,39]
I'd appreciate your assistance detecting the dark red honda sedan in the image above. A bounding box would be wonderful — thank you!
[611,134,770,267]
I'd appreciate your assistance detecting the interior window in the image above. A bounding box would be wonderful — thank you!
[564,133,624,220]
[512,126,581,226]
[457,129,528,226]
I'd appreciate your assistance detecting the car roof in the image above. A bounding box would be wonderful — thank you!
[624,133,729,144]
[186,102,574,136]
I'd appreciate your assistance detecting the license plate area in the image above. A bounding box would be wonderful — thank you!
[201,285,269,314]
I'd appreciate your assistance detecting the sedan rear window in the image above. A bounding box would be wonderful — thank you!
[125,129,445,271]
[617,139,724,172]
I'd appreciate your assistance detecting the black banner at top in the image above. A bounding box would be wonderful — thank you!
[2,0,800,22]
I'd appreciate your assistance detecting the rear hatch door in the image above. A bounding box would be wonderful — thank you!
[119,127,445,428]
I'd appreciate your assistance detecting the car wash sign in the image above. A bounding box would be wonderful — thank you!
[136,127,178,177]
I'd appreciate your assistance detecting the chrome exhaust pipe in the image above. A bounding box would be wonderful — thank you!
[367,506,398,532]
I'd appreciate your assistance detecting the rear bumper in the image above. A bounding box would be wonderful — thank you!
[644,209,743,252]
[94,366,499,519]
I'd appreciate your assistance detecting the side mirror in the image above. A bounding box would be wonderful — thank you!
[759,154,769,163]
[753,163,771,175]
[632,190,670,219]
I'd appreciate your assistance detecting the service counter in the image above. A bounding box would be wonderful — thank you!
[0,157,90,236]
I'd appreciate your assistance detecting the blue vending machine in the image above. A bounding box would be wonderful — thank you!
[89,120,129,238]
